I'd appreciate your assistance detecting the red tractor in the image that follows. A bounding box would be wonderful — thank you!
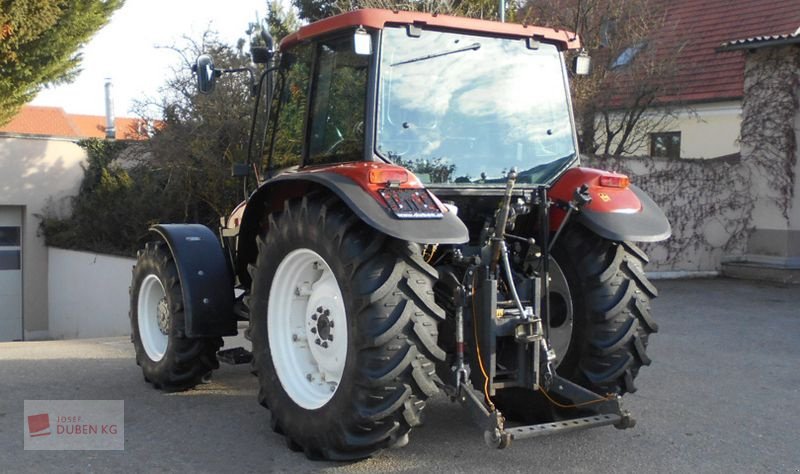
[130,9,669,460]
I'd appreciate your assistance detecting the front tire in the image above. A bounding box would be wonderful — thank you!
[130,241,222,391]
[249,194,445,460]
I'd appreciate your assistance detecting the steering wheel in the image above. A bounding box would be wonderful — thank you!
[325,121,365,156]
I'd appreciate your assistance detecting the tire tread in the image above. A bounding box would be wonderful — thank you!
[249,194,443,460]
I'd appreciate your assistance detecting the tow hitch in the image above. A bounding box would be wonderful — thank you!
[454,374,635,449]
[442,170,636,449]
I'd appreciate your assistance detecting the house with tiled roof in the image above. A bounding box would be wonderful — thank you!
[0,105,150,140]
[604,0,800,278]
[0,105,150,341]
[616,0,800,159]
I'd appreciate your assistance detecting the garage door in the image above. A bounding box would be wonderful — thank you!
[0,206,22,341]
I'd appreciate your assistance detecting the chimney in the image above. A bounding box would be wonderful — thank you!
[104,78,116,139]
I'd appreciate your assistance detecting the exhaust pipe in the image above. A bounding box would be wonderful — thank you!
[104,78,116,139]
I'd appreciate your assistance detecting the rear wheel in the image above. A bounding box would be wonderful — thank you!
[494,225,658,421]
[248,194,445,460]
[553,225,658,395]
[130,241,222,391]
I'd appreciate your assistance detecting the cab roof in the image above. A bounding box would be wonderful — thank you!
[280,9,580,50]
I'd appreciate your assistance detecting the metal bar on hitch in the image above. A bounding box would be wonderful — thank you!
[507,414,621,441]
[545,374,636,429]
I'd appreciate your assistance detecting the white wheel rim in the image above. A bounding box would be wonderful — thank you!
[138,274,169,362]
[268,249,348,410]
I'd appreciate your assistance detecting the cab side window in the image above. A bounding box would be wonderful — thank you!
[306,35,369,165]
[266,43,312,173]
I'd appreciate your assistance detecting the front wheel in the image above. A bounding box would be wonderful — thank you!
[130,241,222,391]
[248,194,445,460]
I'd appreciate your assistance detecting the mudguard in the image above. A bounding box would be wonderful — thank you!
[270,171,469,244]
[149,224,238,338]
[235,164,469,286]
[550,167,671,243]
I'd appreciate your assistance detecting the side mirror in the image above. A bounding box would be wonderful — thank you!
[354,27,372,56]
[194,55,217,94]
[573,49,591,76]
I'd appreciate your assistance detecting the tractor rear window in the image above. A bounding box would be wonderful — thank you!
[377,27,576,186]
[306,36,369,165]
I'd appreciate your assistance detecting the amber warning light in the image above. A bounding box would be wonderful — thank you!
[598,175,630,188]
[369,168,408,185]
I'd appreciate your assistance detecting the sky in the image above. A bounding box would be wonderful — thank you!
[31,0,277,118]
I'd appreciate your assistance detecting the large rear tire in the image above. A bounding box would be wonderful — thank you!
[130,241,222,391]
[494,225,658,421]
[248,194,445,460]
[553,225,659,395]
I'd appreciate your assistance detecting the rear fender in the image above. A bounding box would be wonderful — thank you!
[550,167,671,242]
[236,163,469,286]
[149,224,238,337]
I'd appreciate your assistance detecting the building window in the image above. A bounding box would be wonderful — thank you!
[610,41,647,69]
[650,132,681,158]
[0,226,20,246]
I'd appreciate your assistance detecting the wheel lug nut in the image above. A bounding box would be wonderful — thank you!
[315,338,321,345]
[328,321,334,328]
[323,309,330,316]
[311,327,317,334]
[321,341,328,348]
[317,306,323,313]
[328,335,334,341]
[311,314,317,321]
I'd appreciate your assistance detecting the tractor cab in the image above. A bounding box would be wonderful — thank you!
[261,10,581,187]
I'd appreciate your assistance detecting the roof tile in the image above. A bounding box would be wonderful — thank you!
[0,106,150,140]
[654,0,800,103]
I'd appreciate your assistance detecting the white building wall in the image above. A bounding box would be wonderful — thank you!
[736,45,800,267]
[605,101,742,159]
[0,136,86,339]
[48,248,134,339]
[676,102,742,159]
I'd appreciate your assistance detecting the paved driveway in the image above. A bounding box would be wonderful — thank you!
[1,278,798,473]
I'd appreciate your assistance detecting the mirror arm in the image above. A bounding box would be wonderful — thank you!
[219,67,258,96]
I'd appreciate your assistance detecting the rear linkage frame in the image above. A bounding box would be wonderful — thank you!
[439,170,635,449]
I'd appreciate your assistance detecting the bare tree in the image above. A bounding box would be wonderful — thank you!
[131,31,255,223]
[522,0,689,156]
[295,0,513,22]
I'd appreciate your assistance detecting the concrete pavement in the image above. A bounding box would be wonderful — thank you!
[1,278,798,473]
